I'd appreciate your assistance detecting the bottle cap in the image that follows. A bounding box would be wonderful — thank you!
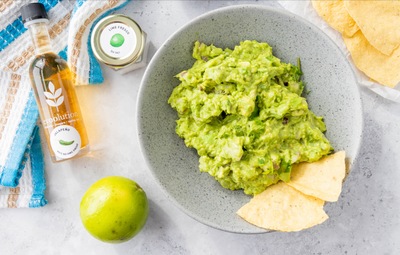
[20,3,48,24]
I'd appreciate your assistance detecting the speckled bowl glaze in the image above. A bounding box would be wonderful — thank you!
[137,5,363,233]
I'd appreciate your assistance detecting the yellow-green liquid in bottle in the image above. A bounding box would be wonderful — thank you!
[27,22,90,163]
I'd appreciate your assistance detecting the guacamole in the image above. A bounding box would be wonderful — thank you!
[168,41,333,196]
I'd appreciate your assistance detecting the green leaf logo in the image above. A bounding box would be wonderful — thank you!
[110,33,125,47]
[44,81,63,112]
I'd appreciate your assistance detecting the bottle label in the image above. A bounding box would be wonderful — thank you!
[99,23,136,58]
[50,125,82,159]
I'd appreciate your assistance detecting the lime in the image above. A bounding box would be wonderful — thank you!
[110,33,125,47]
[80,176,149,243]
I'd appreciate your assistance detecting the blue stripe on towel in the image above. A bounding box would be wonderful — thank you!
[59,46,68,61]
[0,0,62,53]
[29,126,47,208]
[0,91,39,187]
[87,0,131,84]
[72,0,87,17]
[87,40,104,84]
[38,0,61,12]
[0,18,27,53]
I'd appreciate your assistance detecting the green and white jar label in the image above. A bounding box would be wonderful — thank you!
[99,23,136,58]
[110,33,125,47]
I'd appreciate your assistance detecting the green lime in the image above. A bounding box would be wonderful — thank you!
[110,33,125,47]
[80,176,149,243]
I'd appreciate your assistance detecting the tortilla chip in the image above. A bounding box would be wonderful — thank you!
[287,151,345,202]
[343,30,400,88]
[237,182,328,232]
[311,0,359,37]
[345,1,400,56]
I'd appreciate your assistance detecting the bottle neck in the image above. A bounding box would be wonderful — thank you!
[27,21,53,55]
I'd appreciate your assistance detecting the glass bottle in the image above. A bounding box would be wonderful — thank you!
[22,3,90,162]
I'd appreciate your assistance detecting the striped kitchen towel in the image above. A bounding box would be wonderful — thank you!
[0,0,130,208]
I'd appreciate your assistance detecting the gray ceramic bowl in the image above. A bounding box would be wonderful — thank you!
[137,5,363,233]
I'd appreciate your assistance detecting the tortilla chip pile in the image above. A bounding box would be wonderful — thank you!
[237,151,345,232]
[312,0,400,88]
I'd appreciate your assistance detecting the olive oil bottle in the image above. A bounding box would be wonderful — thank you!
[22,3,90,162]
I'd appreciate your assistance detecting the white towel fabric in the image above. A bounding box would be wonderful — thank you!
[0,0,129,208]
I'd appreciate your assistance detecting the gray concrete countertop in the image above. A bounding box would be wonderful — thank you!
[1,1,399,254]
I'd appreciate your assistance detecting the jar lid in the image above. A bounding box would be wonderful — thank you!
[91,14,145,68]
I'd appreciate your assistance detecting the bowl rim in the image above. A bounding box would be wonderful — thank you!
[136,4,364,234]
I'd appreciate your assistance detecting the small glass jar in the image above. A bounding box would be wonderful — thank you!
[91,14,149,74]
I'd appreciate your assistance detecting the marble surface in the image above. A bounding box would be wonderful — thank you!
[1,1,399,254]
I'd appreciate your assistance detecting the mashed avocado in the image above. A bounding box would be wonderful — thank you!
[168,41,333,196]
